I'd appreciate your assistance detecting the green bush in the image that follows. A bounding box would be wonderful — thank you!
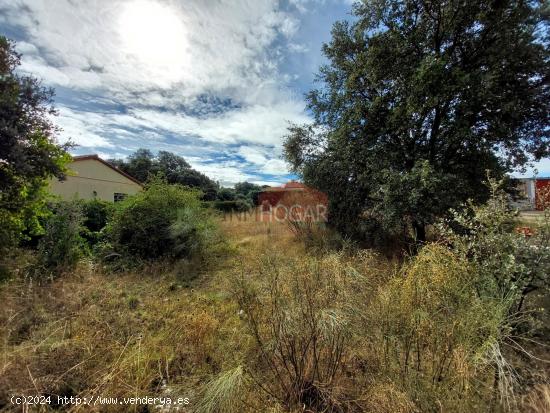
[80,199,112,232]
[35,201,87,276]
[79,199,112,245]
[103,180,222,263]
[439,177,550,315]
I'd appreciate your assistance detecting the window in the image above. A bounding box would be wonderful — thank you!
[114,192,127,202]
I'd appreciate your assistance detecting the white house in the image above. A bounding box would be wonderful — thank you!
[49,154,142,202]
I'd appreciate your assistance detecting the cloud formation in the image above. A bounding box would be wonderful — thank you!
[3,0,543,184]
[1,0,342,184]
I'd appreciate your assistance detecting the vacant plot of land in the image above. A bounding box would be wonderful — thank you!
[0,220,297,412]
[1,218,549,413]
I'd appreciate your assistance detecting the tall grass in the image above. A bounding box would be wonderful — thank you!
[368,244,510,410]
[2,185,549,412]
[195,366,246,413]
[231,252,368,412]
[226,239,537,411]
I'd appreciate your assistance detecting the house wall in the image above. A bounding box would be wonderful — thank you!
[49,159,142,202]
[513,178,536,210]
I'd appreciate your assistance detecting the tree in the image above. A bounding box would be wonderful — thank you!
[125,148,157,182]
[108,149,220,200]
[0,37,70,250]
[284,0,549,242]
[157,150,191,182]
[217,187,237,201]
[234,181,262,204]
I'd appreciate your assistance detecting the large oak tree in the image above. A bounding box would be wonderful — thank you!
[284,0,549,242]
[0,37,69,250]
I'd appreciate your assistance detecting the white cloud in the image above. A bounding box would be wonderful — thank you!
[55,107,114,148]
[6,0,305,104]
[53,100,309,150]
[187,160,254,187]
[262,159,289,175]
[288,43,310,53]
[238,146,269,165]
[251,180,285,187]
[2,0,316,183]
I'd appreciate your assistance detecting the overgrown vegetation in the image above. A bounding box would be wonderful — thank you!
[0,37,70,252]
[439,178,550,316]
[1,184,549,412]
[1,1,549,410]
[100,179,224,271]
[34,201,88,278]
[284,0,549,243]
[221,184,550,412]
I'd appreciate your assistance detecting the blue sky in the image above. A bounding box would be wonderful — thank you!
[0,0,547,185]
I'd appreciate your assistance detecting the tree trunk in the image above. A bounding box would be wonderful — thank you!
[412,220,426,243]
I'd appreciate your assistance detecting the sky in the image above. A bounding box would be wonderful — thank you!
[0,0,548,186]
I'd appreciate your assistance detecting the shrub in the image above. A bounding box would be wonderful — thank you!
[79,199,112,244]
[103,179,222,263]
[35,201,87,276]
[232,252,367,412]
[80,199,112,232]
[438,177,550,315]
[286,219,348,252]
[170,204,225,270]
[371,244,508,410]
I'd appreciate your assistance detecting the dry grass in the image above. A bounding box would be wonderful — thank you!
[219,214,303,261]
[0,259,246,412]
[1,218,548,412]
[0,217,299,412]
[521,385,550,413]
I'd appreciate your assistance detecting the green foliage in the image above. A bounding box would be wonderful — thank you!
[284,0,549,242]
[0,37,70,251]
[170,204,223,260]
[35,201,87,276]
[79,199,112,244]
[108,149,264,205]
[439,177,550,314]
[216,187,237,201]
[214,182,262,208]
[109,149,219,201]
[234,181,262,205]
[374,161,459,240]
[103,179,222,264]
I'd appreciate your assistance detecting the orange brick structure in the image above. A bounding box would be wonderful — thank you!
[258,181,328,222]
[535,178,550,210]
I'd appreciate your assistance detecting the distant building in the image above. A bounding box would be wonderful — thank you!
[258,181,328,221]
[49,154,142,202]
[513,177,550,210]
